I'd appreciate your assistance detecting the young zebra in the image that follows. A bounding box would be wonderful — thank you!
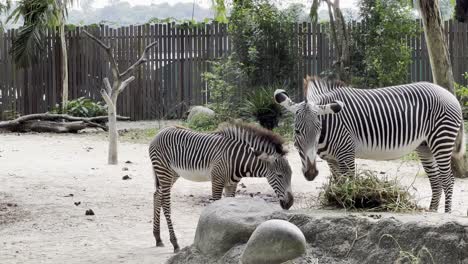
[148,122,293,252]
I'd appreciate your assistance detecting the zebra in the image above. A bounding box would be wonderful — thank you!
[274,76,464,213]
[148,122,294,252]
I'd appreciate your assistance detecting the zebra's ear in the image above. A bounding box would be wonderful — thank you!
[274,89,298,113]
[317,100,344,115]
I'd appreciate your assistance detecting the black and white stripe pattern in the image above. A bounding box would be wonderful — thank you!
[275,77,464,213]
[148,123,293,252]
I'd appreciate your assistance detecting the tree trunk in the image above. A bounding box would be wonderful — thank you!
[59,20,69,110]
[418,0,467,178]
[107,100,118,165]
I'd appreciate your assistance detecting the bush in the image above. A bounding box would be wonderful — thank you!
[241,85,283,130]
[51,97,107,117]
[202,55,248,120]
[186,113,220,132]
[320,170,419,212]
[351,0,419,88]
[229,0,301,87]
[273,113,294,142]
[455,72,468,120]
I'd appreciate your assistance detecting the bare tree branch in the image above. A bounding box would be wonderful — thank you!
[119,41,158,78]
[100,88,113,106]
[103,77,112,95]
[114,76,136,99]
[83,29,121,79]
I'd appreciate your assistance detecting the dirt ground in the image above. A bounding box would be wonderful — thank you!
[1,122,468,264]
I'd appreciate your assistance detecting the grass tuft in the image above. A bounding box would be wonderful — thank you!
[320,170,420,212]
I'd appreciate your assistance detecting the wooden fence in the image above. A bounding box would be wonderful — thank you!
[1,21,468,120]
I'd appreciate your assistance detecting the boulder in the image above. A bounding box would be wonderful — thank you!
[241,219,306,264]
[186,106,215,121]
[193,197,278,256]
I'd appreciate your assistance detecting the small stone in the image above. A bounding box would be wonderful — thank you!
[64,194,74,197]
[122,167,129,171]
[125,160,133,164]
[122,175,131,180]
[241,219,306,264]
[74,202,81,206]
[85,209,95,216]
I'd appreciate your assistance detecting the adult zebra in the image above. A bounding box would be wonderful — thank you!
[274,77,464,213]
[149,122,293,252]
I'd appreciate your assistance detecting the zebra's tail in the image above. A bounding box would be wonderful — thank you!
[453,121,466,160]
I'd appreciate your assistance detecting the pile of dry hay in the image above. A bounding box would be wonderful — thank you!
[320,170,420,212]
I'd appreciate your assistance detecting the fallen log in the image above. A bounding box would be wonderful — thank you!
[0,113,130,133]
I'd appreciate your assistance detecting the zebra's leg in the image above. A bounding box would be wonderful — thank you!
[336,153,356,180]
[160,181,180,253]
[416,144,441,211]
[325,159,340,181]
[153,188,164,247]
[432,152,455,213]
[224,184,238,197]
[210,177,225,201]
[428,128,457,213]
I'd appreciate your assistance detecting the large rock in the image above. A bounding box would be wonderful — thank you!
[186,106,215,122]
[169,209,468,264]
[241,219,306,264]
[193,197,278,256]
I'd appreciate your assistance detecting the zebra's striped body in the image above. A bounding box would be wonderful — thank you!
[275,78,464,213]
[149,123,293,252]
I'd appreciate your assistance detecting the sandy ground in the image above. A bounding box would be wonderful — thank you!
[1,125,468,264]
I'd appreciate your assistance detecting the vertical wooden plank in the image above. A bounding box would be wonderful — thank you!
[171,22,177,117]
[156,24,162,119]
[163,23,169,118]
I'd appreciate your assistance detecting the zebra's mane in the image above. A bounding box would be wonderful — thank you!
[304,76,347,102]
[215,121,287,156]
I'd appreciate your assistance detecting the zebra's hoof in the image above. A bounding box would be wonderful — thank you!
[173,247,180,253]
[156,241,165,247]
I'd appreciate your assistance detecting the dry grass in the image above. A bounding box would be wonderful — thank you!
[320,170,420,212]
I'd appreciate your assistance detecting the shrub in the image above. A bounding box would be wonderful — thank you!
[320,170,419,212]
[455,72,468,120]
[228,0,301,87]
[51,97,107,117]
[241,86,283,130]
[273,113,294,142]
[202,55,248,120]
[351,0,419,88]
[186,113,220,132]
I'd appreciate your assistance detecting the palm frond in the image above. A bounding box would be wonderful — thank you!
[10,23,47,67]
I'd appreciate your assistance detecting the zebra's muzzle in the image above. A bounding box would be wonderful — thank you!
[280,191,294,210]
[304,160,319,181]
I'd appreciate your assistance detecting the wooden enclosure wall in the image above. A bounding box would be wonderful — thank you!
[0,21,467,120]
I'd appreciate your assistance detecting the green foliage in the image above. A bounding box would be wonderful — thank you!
[455,72,468,120]
[202,55,248,120]
[211,0,228,23]
[321,170,419,212]
[351,0,419,88]
[455,72,468,105]
[273,113,294,142]
[51,97,107,117]
[0,0,11,31]
[186,113,220,132]
[241,85,283,130]
[228,0,301,87]
[309,0,320,24]
[146,17,214,29]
